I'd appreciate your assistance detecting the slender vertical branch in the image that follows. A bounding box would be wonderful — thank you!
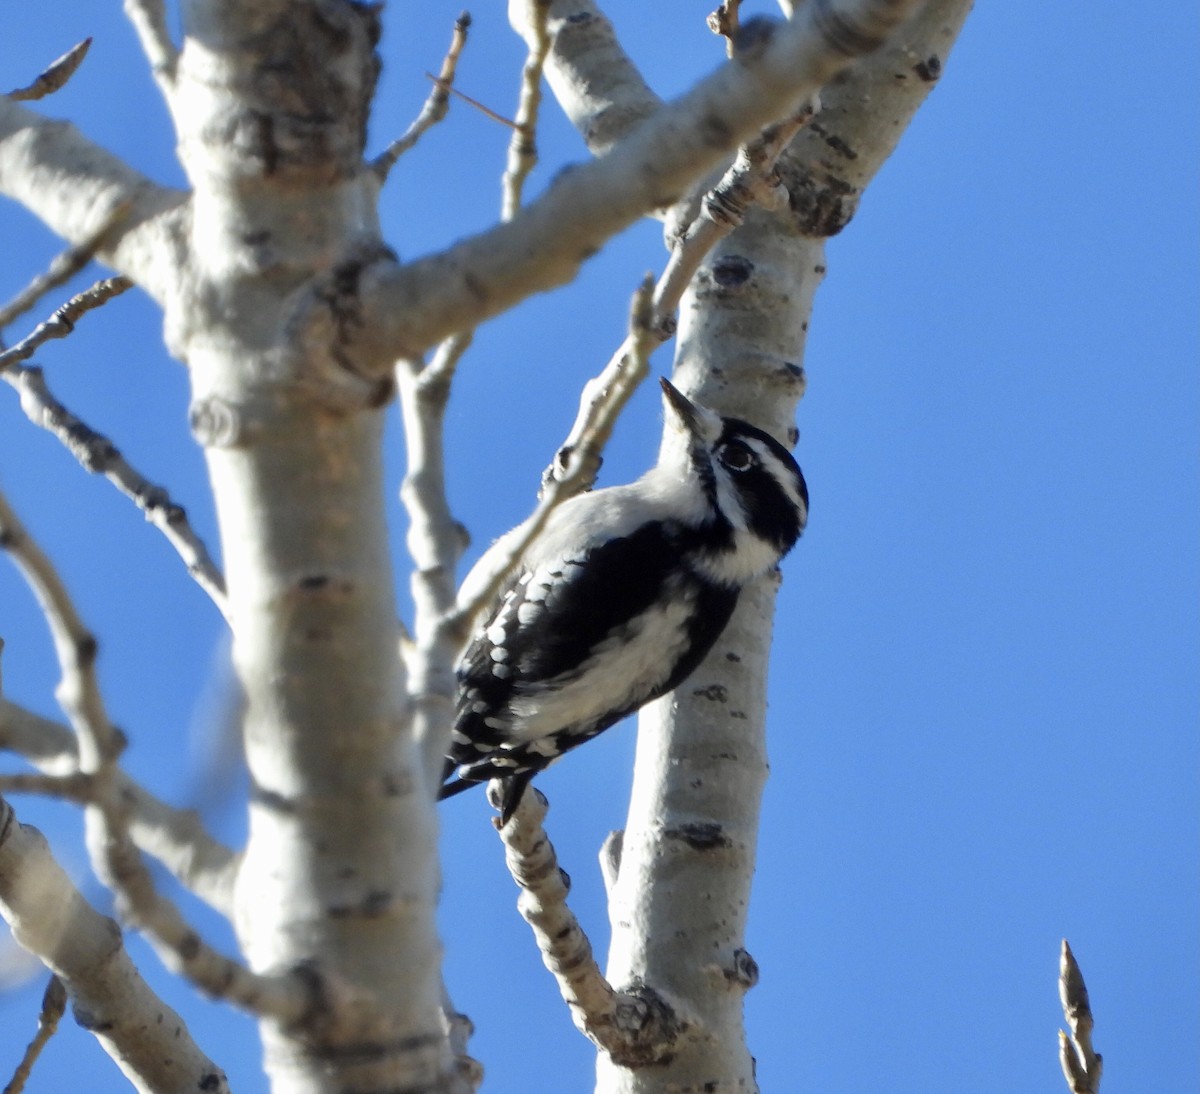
[373,13,472,180]
[1058,940,1103,1094]
[1,976,66,1094]
[123,0,180,94]
[502,0,553,220]
[0,487,305,1022]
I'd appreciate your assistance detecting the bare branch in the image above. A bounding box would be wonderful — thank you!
[490,784,680,1065]
[397,349,473,790]
[2,364,230,619]
[0,282,229,618]
[0,772,93,803]
[0,488,306,1024]
[509,0,660,155]
[0,697,240,916]
[6,40,92,103]
[1059,940,1103,1093]
[502,0,553,221]
[448,275,656,638]
[0,204,133,332]
[123,0,179,92]
[0,99,189,302]
[2,975,66,1094]
[653,97,819,333]
[707,1,743,56]
[0,797,231,1094]
[372,13,471,181]
[350,0,924,368]
[0,277,132,374]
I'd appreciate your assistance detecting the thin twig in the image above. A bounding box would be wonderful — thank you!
[447,276,657,640]
[0,695,239,915]
[1058,939,1103,1093]
[123,0,179,91]
[402,0,552,789]
[0,277,132,374]
[501,0,553,221]
[2,365,230,619]
[1,976,67,1094]
[373,13,471,181]
[0,772,93,803]
[653,97,819,335]
[1,279,230,619]
[489,783,678,1064]
[0,205,132,333]
[438,84,520,130]
[6,39,92,102]
[0,488,305,1023]
[706,0,743,56]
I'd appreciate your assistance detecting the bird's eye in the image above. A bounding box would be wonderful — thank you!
[718,442,755,472]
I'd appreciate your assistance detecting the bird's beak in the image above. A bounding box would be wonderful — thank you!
[660,377,721,443]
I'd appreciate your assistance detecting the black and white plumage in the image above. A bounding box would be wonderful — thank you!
[440,379,809,822]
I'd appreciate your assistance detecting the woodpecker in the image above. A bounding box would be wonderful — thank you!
[440,378,808,822]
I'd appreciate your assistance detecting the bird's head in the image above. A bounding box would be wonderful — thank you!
[658,377,809,585]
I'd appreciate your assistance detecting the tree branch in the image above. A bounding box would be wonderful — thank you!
[1,975,67,1094]
[509,0,661,156]
[341,0,925,369]
[372,13,472,182]
[600,3,975,1089]
[501,0,553,220]
[123,0,179,95]
[0,99,189,304]
[0,488,306,1024]
[5,39,93,103]
[0,276,132,372]
[0,697,240,915]
[0,202,132,332]
[491,785,680,1066]
[0,796,231,1094]
[1058,940,1103,1094]
[448,276,656,641]
[1,282,230,619]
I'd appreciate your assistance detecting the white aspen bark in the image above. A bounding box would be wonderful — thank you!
[345,0,925,371]
[0,798,230,1094]
[510,0,661,156]
[598,3,975,1090]
[0,99,187,304]
[600,221,819,1094]
[1,2,974,1089]
[164,4,450,1090]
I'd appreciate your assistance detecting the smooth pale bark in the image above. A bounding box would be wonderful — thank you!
[167,4,450,1089]
[0,798,230,1094]
[0,1,972,1090]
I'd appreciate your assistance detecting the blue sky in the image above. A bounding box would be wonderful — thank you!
[1,3,1196,1092]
